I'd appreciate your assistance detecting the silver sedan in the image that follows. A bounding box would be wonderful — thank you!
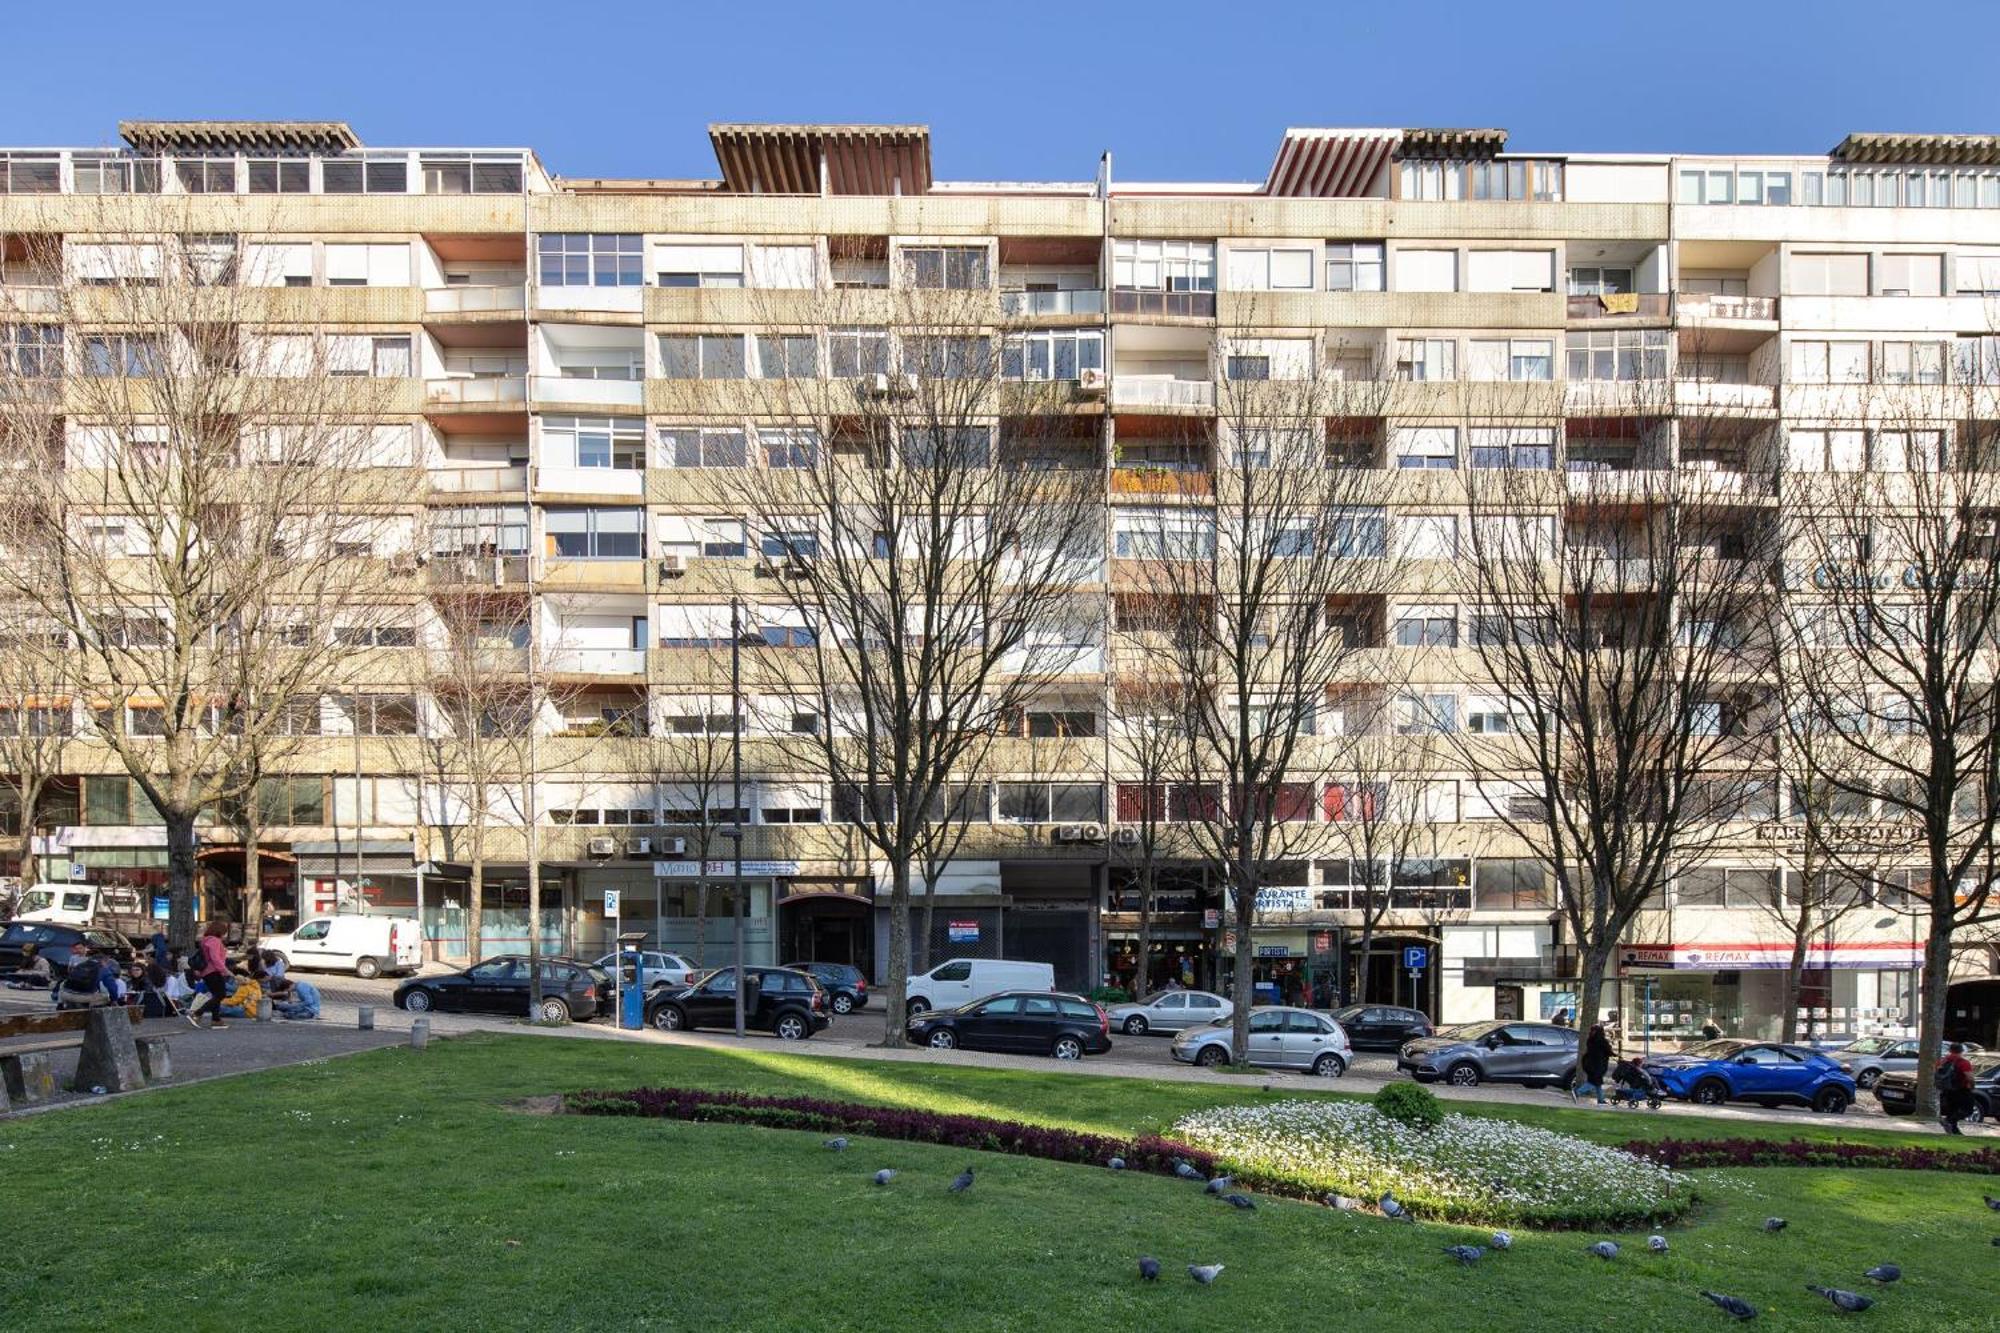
[1105,989,1233,1036]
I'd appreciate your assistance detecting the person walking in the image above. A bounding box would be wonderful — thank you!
[1571,1022,1614,1106]
[1938,1042,1977,1135]
[196,921,233,1029]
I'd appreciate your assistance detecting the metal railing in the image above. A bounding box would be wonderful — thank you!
[1676,292,1779,321]
[1110,289,1216,318]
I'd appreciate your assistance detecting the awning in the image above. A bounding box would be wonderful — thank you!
[1264,129,1398,198]
[120,120,360,154]
[709,123,931,195]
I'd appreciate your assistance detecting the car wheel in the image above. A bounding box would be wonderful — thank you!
[650,1005,686,1032]
[1445,1062,1480,1087]
[927,1029,957,1050]
[1052,1035,1085,1061]
[1123,1014,1149,1036]
[775,1012,810,1041]
[1311,1052,1347,1078]
[831,992,855,1015]
[1195,1044,1228,1068]
[1966,1098,1990,1124]
[400,988,432,1013]
[1813,1086,1851,1115]
[905,997,930,1016]
[1692,1079,1730,1107]
[537,997,570,1023]
[354,956,381,980]
[1855,1068,1880,1090]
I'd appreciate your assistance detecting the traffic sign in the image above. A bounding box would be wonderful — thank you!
[1402,945,1429,971]
[604,889,620,915]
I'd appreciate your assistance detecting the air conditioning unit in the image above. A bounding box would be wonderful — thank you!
[625,837,651,856]
[1078,822,1106,842]
[1076,367,1108,397]
[586,836,617,857]
[655,837,686,856]
[658,554,687,577]
[1052,824,1082,843]
[780,562,812,580]
[1112,826,1141,847]
[861,372,892,398]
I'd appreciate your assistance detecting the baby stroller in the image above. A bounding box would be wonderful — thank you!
[1612,1056,1666,1110]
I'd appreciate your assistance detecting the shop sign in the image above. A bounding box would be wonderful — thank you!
[654,860,801,877]
[1202,909,1220,929]
[1310,931,1335,956]
[1256,944,1295,958]
[1254,887,1312,916]
[1622,941,1923,970]
[947,919,980,944]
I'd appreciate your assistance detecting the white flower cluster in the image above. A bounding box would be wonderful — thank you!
[1171,1100,1686,1218]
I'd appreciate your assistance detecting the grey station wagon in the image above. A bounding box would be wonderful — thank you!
[1397,1020,1580,1088]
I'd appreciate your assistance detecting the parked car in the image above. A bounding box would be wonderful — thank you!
[393,955,609,1022]
[1172,1006,1353,1077]
[1873,1053,1999,1120]
[263,915,422,979]
[904,958,1055,1014]
[1397,1021,1579,1088]
[783,960,869,1014]
[0,922,138,979]
[1106,989,1232,1036]
[1649,1039,1857,1113]
[1831,1036,1984,1090]
[644,965,830,1040]
[906,990,1112,1060]
[1329,1003,1435,1051]
[592,949,699,991]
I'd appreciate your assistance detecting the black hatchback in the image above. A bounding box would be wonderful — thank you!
[905,990,1113,1061]
[0,922,139,979]
[646,965,830,1040]
[1329,1003,1435,1051]
[782,960,869,1014]
[393,955,609,1023]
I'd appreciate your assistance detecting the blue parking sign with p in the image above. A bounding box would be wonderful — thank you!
[1403,946,1428,971]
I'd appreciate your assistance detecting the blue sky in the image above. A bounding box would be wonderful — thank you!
[12,0,2000,183]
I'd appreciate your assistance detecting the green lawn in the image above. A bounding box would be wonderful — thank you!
[3,1034,1995,1332]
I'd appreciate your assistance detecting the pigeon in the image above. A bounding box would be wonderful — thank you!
[1205,1175,1233,1195]
[1379,1192,1415,1222]
[1325,1193,1360,1211]
[1863,1264,1900,1284]
[948,1167,975,1194]
[1188,1263,1225,1286]
[1174,1159,1204,1181]
[1587,1241,1620,1260]
[1489,1230,1512,1251]
[1984,1195,2000,1212]
[1700,1291,1758,1321]
[1762,1217,1787,1233]
[1807,1285,1874,1313]
[1138,1256,1160,1282]
[873,1169,896,1186]
[1649,1235,1670,1253]
[1221,1193,1257,1210]
[824,1137,849,1152]
[1106,1157,1125,1171]
[1443,1244,1484,1266]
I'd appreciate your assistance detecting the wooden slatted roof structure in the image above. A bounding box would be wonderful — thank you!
[1397,127,1508,160]
[708,124,931,195]
[1263,129,1399,197]
[1831,133,2000,166]
[119,120,361,154]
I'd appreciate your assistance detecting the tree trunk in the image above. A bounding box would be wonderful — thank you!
[1354,902,1377,1005]
[525,852,545,1017]
[693,881,710,968]
[1134,860,1155,996]
[881,857,911,1047]
[1914,919,1953,1119]
[16,774,42,893]
[243,822,264,948]
[1780,924,1811,1044]
[466,823,485,964]
[917,868,937,974]
[1228,849,1256,1063]
[165,808,200,953]
[1576,940,1615,1040]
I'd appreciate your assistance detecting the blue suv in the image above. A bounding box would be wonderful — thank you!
[1650,1039,1857,1114]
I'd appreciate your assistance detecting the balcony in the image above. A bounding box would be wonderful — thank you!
[1111,466,1213,496]
[546,646,646,676]
[426,553,530,586]
[1001,289,1105,317]
[1676,293,1778,322]
[425,376,528,409]
[1674,378,1778,414]
[1111,289,1216,319]
[1566,293,1669,320]
[532,374,645,409]
[1110,375,1214,409]
[425,284,527,316]
[428,465,528,494]
[0,284,59,315]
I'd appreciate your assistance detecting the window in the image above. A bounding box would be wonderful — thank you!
[754,334,817,379]
[1,325,60,378]
[1464,694,1523,735]
[1111,239,1215,292]
[244,159,310,194]
[1393,427,1457,470]
[658,515,747,561]
[1112,509,1216,559]
[419,154,523,194]
[659,333,746,379]
[827,327,889,377]
[660,427,747,469]
[329,694,420,735]
[1394,693,1456,735]
[1468,427,1554,470]
[1955,253,2000,295]
[70,154,160,194]
[323,243,408,287]
[1677,868,1778,909]
[538,234,642,287]
[1790,252,1869,296]
[1474,859,1549,910]
[1225,355,1270,381]
[1226,246,1314,291]
[901,336,991,379]
[1880,341,1946,385]
[1002,330,1103,381]
[759,427,819,469]
[748,244,816,289]
[1877,253,1942,297]
[1568,266,1633,296]
[996,782,1102,823]
[430,505,528,556]
[1466,249,1555,293]
[545,507,645,560]
[1566,329,1667,380]
[82,334,163,377]
[655,243,743,288]
[900,246,988,289]
[1325,242,1384,292]
[1393,249,1457,292]
[1399,514,1457,559]
[545,416,645,471]
[1395,338,1456,382]
[1789,341,1870,384]
[1330,507,1388,558]
[1393,605,1457,647]
[900,427,990,467]
[760,527,819,561]
[1467,338,1553,381]
[320,156,408,194]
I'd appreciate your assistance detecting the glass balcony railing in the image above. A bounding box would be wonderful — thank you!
[1000,289,1105,316]
[424,284,527,314]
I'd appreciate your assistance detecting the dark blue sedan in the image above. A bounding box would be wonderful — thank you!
[1650,1039,1857,1114]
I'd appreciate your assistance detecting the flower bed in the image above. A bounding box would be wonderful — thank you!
[1625,1137,2000,1175]
[564,1086,1213,1178]
[1172,1100,1693,1227]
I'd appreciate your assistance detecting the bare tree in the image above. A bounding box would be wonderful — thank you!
[0,610,79,898]
[1107,668,1192,998]
[0,211,405,949]
[642,676,750,970]
[706,276,1104,1044]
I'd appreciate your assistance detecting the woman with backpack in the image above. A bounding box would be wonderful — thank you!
[1571,1022,1615,1106]
[196,920,233,1030]
[1938,1042,1977,1135]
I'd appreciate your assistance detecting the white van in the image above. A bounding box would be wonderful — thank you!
[263,915,423,979]
[904,958,1056,1013]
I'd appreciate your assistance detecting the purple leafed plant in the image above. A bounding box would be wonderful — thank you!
[1625,1137,2000,1175]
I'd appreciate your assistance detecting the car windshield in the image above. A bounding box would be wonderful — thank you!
[1678,1039,1749,1060]
[1331,1005,1364,1020]
[1839,1037,1894,1055]
[1441,1021,1504,1041]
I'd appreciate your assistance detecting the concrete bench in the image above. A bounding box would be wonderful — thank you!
[0,1049,58,1104]
[0,1005,143,1041]
[0,1006,156,1100]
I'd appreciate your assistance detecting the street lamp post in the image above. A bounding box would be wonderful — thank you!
[730,596,746,1039]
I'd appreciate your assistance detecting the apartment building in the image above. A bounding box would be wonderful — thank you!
[3,119,1999,1044]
